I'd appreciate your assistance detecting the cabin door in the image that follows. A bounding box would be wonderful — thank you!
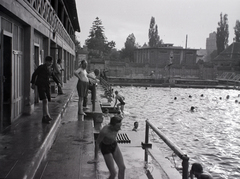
[0,30,12,131]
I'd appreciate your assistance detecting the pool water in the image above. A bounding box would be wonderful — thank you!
[113,86,240,179]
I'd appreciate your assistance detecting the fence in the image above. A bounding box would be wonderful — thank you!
[143,119,189,179]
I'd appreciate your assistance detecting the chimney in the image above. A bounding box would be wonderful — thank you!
[185,34,188,49]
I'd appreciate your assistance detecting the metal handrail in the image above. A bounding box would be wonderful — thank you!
[144,119,189,179]
[100,77,111,91]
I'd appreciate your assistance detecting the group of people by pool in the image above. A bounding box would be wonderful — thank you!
[73,60,213,179]
[93,91,212,178]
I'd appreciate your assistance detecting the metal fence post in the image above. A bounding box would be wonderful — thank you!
[144,120,149,163]
[182,155,189,179]
[146,120,190,179]
[92,84,96,111]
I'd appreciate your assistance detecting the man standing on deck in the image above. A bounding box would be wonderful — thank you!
[74,60,98,116]
[83,69,100,110]
[31,56,60,124]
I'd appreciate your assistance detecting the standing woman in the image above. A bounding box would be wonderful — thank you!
[74,60,89,116]
[89,116,126,179]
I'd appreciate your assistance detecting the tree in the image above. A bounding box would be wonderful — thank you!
[106,48,120,61]
[216,13,229,54]
[104,41,116,55]
[85,17,115,58]
[121,33,136,62]
[74,36,82,53]
[148,17,162,47]
[234,20,240,42]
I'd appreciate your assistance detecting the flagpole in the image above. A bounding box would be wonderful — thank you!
[169,51,173,84]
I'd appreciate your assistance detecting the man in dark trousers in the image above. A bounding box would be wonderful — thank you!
[31,56,60,124]
[83,69,100,110]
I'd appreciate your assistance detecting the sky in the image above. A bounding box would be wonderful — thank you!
[75,0,240,50]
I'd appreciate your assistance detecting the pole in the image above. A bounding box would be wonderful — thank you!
[185,34,188,49]
[182,155,189,179]
[144,121,149,163]
[92,84,96,111]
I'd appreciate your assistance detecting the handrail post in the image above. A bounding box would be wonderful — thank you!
[92,84,96,112]
[182,155,189,179]
[145,120,190,179]
[144,121,149,163]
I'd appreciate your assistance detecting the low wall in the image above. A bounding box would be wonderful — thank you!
[106,77,240,90]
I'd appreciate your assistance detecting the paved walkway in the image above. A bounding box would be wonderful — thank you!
[34,90,96,179]
[0,77,79,179]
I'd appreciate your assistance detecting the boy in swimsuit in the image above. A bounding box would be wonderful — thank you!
[31,56,60,124]
[89,116,126,179]
[113,91,125,114]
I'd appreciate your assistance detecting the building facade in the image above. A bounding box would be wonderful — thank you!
[134,46,197,67]
[213,42,240,74]
[0,0,80,131]
[206,32,217,57]
[204,32,217,62]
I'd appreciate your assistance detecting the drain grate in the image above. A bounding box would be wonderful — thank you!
[117,133,131,143]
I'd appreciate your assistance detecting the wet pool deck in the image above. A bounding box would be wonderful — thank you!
[0,76,181,179]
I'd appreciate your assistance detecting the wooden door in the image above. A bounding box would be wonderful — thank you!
[0,30,12,129]
[11,50,23,120]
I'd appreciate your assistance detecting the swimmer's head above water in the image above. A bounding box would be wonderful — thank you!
[132,121,139,131]
[190,106,195,112]
[190,163,213,179]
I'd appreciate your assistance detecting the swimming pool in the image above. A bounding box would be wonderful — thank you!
[113,86,240,179]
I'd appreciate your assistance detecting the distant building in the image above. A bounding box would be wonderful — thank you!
[212,42,240,72]
[105,45,199,79]
[206,32,217,62]
[134,46,197,67]
[141,43,148,48]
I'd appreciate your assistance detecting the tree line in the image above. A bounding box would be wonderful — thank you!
[77,14,240,62]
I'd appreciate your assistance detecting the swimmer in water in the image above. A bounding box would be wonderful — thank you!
[190,106,195,112]
[189,163,213,179]
[132,121,139,132]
